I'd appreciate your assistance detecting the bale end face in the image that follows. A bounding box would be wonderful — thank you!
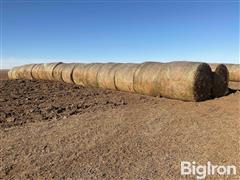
[193,63,213,101]
[211,64,229,98]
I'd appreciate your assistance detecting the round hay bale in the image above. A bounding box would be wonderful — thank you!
[37,62,62,80]
[134,61,212,101]
[84,63,104,87]
[61,63,77,84]
[72,63,89,86]
[211,64,229,98]
[210,63,240,82]
[159,61,213,101]
[97,63,122,90]
[13,66,26,79]
[133,62,164,96]
[32,64,43,80]
[52,63,65,82]
[18,64,36,80]
[9,66,21,79]
[225,64,240,82]
[114,63,140,92]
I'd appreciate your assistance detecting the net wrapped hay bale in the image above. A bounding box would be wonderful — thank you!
[134,62,164,96]
[114,63,140,92]
[211,64,229,98]
[134,61,212,101]
[210,63,240,82]
[97,63,122,90]
[72,63,92,86]
[37,62,62,80]
[84,63,104,87]
[61,63,77,84]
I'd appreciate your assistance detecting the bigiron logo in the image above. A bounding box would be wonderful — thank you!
[181,161,237,179]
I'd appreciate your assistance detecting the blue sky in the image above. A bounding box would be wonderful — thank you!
[1,0,239,68]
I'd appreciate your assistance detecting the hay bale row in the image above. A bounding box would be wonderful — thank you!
[210,63,240,82]
[8,61,233,101]
[72,62,213,101]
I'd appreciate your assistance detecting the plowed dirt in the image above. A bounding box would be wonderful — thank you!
[0,79,239,179]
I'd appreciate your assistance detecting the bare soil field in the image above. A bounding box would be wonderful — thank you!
[0,69,9,80]
[0,79,240,179]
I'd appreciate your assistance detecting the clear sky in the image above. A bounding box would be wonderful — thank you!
[1,0,239,69]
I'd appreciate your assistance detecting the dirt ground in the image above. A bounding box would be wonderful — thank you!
[0,78,240,179]
[0,70,9,80]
